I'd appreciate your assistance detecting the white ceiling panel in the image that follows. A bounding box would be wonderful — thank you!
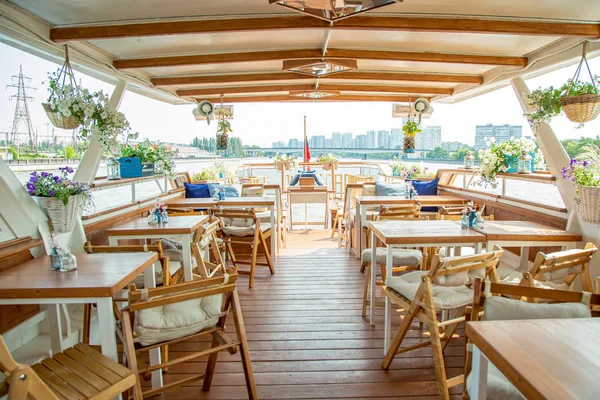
[329,30,562,57]
[356,60,495,75]
[143,61,286,77]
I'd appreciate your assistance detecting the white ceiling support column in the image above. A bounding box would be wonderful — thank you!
[510,77,578,214]
[73,79,128,184]
[0,158,50,255]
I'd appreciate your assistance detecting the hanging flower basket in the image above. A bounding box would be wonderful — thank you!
[34,194,85,233]
[403,136,415,153]
[43,46,84,130]
[42,102,80,130]
[560,94,600,123]
[559,42,600,124]
[275,161,291,171]
[579,185,600,224]
[321,161,338,171]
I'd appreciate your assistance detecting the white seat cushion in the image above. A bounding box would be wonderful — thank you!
[361,248,422,267]
[386,271,474,310]
[222,222,271,237]
[496,266,569,290]
[466,364,525,400]
[135,292,224,346]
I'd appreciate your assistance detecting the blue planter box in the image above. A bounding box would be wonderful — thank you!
[504,152,535,173]
[118,157,142,178]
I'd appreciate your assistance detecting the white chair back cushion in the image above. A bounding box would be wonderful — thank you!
[539,264,583,282]
[241,186,265,197]
[483,296,591,321]
[135,293,223,346]
[433,266,486,286]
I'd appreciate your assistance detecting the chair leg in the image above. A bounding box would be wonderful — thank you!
[382,299,419,369]
[330,215,338,238]
[226,242,238,268]
[249,236,259,288]
[120,311,143,400]
[421,280,450,400]
[231,288,258,400]
[260,232,274,275]
[362,264,370,317]
[203,293,232,391]
[82,304,92,344]
[440,308,465,353]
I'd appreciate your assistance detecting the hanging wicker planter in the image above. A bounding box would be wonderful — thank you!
[560,42,600,124]
[34,195,85,233]
[43,46,83,130]
[579,185,600,224]
[216,132,229,150]
[403,136,415,153]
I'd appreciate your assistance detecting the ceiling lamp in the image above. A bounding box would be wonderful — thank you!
[290,89,340,99]
[283,59,357,77]
[269,0,402,22]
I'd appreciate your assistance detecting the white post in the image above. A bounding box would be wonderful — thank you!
[74,79,128,184]
[510,77,577,214]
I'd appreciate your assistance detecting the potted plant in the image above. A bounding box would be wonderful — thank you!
[402,118,421,153]
[317,153,338,170]
[192,169,216,183]
[476,137,544,187]
[561,144,600,223]
[119,139,175,178]
[25,166,92,233]
[390,158,434,179]
[216,110,232,151]
[273,153,298,171]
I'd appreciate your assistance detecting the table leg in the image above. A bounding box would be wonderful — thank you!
[357,204,366,259]
[474,243,483,254]
[270,206,276,260]
[369,230,377,326]
[46,304,63,356]
[470,345,489,400]
[108,237,118,246]
[384,245,393,354]
[304,203,308,230]
[97,297,118,362]
[325,193,330,229]
[181,233,193,281]
[519,246,529,272]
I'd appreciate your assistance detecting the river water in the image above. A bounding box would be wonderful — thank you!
[12,158,565,223]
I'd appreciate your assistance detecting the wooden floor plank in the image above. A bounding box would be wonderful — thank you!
[147,231,465,399]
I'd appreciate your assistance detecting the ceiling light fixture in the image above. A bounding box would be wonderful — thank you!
[283,59,357,77]
[269,0,402,23]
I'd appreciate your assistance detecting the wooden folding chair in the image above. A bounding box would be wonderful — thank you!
[463,279,600,399]
[439,204,494,221]
[0,335,136,400]
[215,209,274,288]
[381,247,504,400]
[119,267,257,399]
[515,242,597,295]
[192,218,227,278]
[361,202,425,316]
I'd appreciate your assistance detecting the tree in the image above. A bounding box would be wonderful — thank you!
[64,146,76,160]
[454,145,478,161]
[426,147,450,160]
[562,136,600,158]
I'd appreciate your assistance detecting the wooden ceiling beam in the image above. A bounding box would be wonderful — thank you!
[114,48,526,69]
[178,83,452,97]
[191,94,428,103]
[50,16,600,42]
[152,71,483,86]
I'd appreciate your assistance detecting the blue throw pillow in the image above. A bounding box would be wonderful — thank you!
[289,172,325,186]
[207,183,241,198]
[376,182,407,196]
[184,182,210,198]
[407,178,439,212]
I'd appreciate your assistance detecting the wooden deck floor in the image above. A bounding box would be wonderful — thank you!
[150,230,464,399]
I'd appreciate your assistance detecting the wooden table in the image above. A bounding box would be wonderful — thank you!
[165,196,279,255]
[470,221,582,271]
[0,253,157,362]
[106,215,209,281]
[467,318,600,400]
[285,189,335,230]
[353,195,465,258]
[369,220,486,352]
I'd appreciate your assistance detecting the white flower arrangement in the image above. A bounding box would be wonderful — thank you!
[46,70,132,153]
[273,153,298,169]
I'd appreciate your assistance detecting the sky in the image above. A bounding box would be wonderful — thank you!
[1,42,599,148]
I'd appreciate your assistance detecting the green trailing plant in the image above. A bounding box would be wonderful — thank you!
[402,120,421,138]
[119,139,176,176]
[192,169,216,182]
[216,118,232,150]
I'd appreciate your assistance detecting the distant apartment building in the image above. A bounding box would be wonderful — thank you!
[474,124,523,150]
[342,132,353,148]
[309,135,326,148]
[331,132,342,148]
[287,138,301,148]
[377,130,390,149]
[367,130,377,148]
[324,138,332,149]
[272,140,286,148]
[442,141,465,152]
[353,134,367,148]
[415,125,442,151]
[390,128,402,149]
